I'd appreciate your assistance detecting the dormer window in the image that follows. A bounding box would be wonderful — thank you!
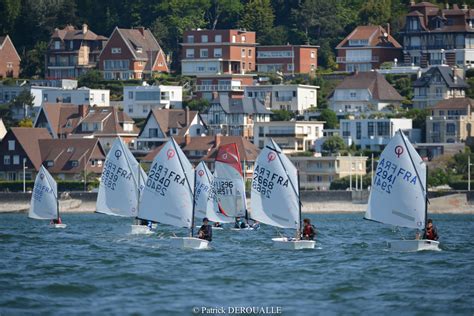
[112,48,121,54]
[136,47,143,53]
[69,41,74,50]
[67,147,74,153]
[71,160,79,167]
[409,18,419,31]
[54,41,60,50]
[46,160,54,167]
[348,39,368,46]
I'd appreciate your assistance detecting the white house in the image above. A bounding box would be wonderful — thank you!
[244,84,318,113]
[123,85,183,119]
[136,107,207,150]
[329,72,404,114]
[253,120,324,153]
[339,118,419,150]
[30,86,110,109]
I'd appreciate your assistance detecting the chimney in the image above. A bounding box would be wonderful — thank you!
[417,69,422,79]
[212,91,219,100]
[215,134,222,148]
[445,3,449,9]
[137,27,145,36]
[185,133,191,145]
[463,4,468,10]
[79,104,89,118]
[385,23,390,36]
[82,24,88,34]
[185,106,190,126]
[453,66,465,81]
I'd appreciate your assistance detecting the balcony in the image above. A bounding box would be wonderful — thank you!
[275,96,293,102]
[47,61,76,67]
[195,85,243,92]
[336,56,379,63]
[263,133,307,137]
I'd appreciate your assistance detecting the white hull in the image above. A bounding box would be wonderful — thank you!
[130,224,153,235]
[272,237,315,250]
[50,223,67,229]
[388,239,440,252]
[230,227,254,231]
[170,237,209,249]
[196,225,224,230]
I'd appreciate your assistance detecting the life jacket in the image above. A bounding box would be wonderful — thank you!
[425,228,435,240]
[303,224,314,237]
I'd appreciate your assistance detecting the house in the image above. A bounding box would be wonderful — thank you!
[400,2,474,68]
[142,135,260,181]
[0,118,6,140]
[181,29,257,99]
[336,25,402,72]
[123,84,183,119]
[328,71,404,114]
[30,86,110,109]
[412,66,468,109]
[290,155,367,190]
[244,84,319,113]
[256,45,318,74]
[339,118,419,150]
[426,97,474,143]
[0,35,20,78]
[46,24,107,79]
[99,27,168,80]
[38,138,106,180]
[34,103,88,138]
[253,120,325,153]
[69,106,139,151]
[0,127,105,180]
[136,107,207,150]
[207,94,272,139]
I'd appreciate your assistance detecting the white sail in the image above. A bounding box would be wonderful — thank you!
[250,139,300,229]
[214,143,247,218]
[365,131,427,229]
[194,162,233,223]
[138,138,194,228]
[29,165,58,220]
[96,138,144,217]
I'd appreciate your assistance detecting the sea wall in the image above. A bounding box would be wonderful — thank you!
[1,191,473,214]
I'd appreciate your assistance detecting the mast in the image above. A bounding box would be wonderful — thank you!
[425,165,429,232]
[191,169,197,237]
[56,194,60,220]
[136,158,141,223]
[297,170,302,240]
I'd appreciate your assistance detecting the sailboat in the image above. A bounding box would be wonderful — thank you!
[365,130,440,252]
[194,161,233,229]
[95,137,150,234]
[138,138,208,249]
[251,139,315,250]
[29,165,67,228]
[214,143,249,229]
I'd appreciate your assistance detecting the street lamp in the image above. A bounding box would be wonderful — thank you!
[23,158,27,193]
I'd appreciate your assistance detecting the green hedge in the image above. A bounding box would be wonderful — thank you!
[447,180,469,190]
[0,181,100,192]
[329,175,372,190]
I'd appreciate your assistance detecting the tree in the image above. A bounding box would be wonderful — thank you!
[271,109,294,121]
[318,109,338,129]
[206,0,243,30]
[185,98,210,112]
[9,90,35,119]
[20,41,47,78]
[240,0,274,44]
[322,136,346,154]
[0,0,21,34]
[17,118,33,127]
[78,70,103,88]
[359,0,391,26]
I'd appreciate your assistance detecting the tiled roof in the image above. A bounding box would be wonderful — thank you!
[39,103,84,137]
[117,28,162,67]
[74,106,139,135]
[142,136,260,163]
[212,95,272,114]
[334,72,404,101]
[39,138,104,173]
[412,66,469,89]
[51,25,107,41]
[141,108,202,137]
[431,97,474,109]
[10,128,52,170]
[336,25,402,49]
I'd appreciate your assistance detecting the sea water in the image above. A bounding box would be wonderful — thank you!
[0,213,473,315]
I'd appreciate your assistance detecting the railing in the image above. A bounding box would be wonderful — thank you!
[48,62,76,67]
[195,85,243,92]
[275,96,293,101]
[336,56,379,63]
[264,133,308,137]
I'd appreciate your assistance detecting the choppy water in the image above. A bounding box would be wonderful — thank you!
[0,213,473,315]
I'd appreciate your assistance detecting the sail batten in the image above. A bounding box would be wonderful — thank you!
[250,140,300,229]
[29,166,58,220]
[138,138,194,228]
[96,138,145,217]
[365,131,427,229]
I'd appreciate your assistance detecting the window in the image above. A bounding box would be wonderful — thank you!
[187,35,194,43]
[69,41,74,50]
[54,41,60,50]
[446,123,456,135]
[350,91,357,98]
[241,35,246,42]
[311,51,316,58]
[356,122,361,140]
[111,48,121,54]
[435,87,443,97]
[93,122,99,131]
[215,34,222,43]
[200,49,208,58]
[4,155,10,165]
[242,62,246,70]
[71,160,79,167]
[342,122,350,137]
[128,107,133,113]
[136,47,143,53]
[287,64,294,71]
[8,140,15,151]
[186,49,194,58]
[368,122,374,137]
[257,51,293,58]
[46,160,54,167]
[128,91,134,100]
[377,122,390,136]
[241,49,246,57]
[232,35,236,43]
[201,35,208,43]
[248,49,252,57]
[214,48,222,58]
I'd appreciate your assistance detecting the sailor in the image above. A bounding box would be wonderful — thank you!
[423,219,439,241]
[234,217,247,229]
[50,217,62,225]
[213,222,222,228]
[198,218,212,241]
[251,220,260,230]
[301,218,316,240]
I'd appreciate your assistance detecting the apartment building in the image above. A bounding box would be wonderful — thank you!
[30,86,110,109]
[0,35,20,78]
[256,45,318,74]
[123,85,183,119]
